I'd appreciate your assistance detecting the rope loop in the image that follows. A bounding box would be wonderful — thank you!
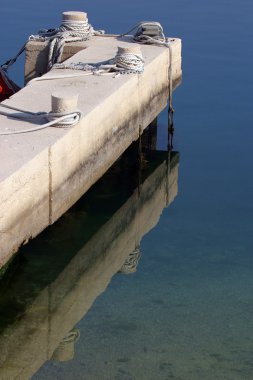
[133,21,168,45]
[114,47,144,74]
[121,21,174,111]
[29,16,104,70]
[46,111,81,128]
[0,103,82,135]
[35,46,145,80]
[121,21,173,47]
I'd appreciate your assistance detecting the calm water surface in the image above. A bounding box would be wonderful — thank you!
[1,0,253,379]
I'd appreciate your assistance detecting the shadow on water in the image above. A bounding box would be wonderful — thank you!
[0,123,179,380]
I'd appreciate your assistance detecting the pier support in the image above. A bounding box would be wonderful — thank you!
[0,35,182,268]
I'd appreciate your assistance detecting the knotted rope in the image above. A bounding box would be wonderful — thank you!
[0,11,104,76]
[29,14,104,70]
[114,47,144,73]
[29,21,174,110]
[120,21,174,112]
[0,103,82,135]
[54,46,144,75]
[121,21,170,45]
[29,46,144,83]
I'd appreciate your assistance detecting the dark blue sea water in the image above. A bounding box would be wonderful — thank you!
[1,0,253,379]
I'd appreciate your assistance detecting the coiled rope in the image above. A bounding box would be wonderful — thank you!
[0,20,174,134]
[29,16,104,70]
[53,46,144,75]
[114,47,144,73]
[0,103,82,135]
[121,21,174,111]
[119,246,141,274]
[28,46,144,84]
[29,21,174,110]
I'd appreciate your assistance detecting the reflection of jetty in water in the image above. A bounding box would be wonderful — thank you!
[0,126,179,380]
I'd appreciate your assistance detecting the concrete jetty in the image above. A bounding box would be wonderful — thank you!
[0,34,182,268]
[0,149,179,380]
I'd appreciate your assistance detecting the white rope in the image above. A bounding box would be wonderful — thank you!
[29,72,94,84]
[53,50,144,74]
[29,21,173,108]
[29,18,104,70]
[0,103,82,135]
[0,103,42,115]
[28,48,144,84]
[114,49,144,73]
[53,49,144,75]
[121,21,174,111]
[121,21,167,43]
[46,111,81,127]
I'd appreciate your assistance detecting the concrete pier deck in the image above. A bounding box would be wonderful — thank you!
[0,35,181,268]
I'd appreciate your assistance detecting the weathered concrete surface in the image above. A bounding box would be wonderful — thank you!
[0,150,49,267]
[25,40,88,84]
[0,151,179,380]
[25,35,182,85]
[0,35,181,268]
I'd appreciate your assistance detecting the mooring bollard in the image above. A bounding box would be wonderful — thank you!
[115,46,144,73]
[25,10,90,83]
[48,91,80,127]
[51,91,79,115]
[62,10,88,23]
[117,46,142,56]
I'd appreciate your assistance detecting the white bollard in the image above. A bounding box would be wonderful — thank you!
[116,46,144,73]
[117,46,142,57]
[48,91,80,128]
[62,11,88,23]
[51,91,79,115]
[25,11,90,83]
